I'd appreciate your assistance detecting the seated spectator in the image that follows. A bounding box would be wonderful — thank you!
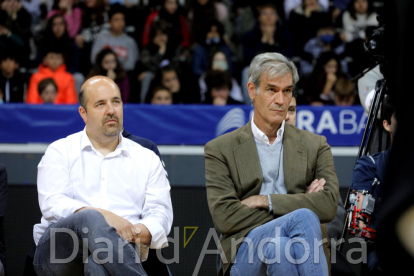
[301,18,346,76]
[0,0,32,68]
[26,47,77,104]
[192,20,234,78]
[136,20,188,103]
[90,3,138,72]
[38,78,58,104]
[199,50,243,103]
[0,51,29,103]
[87,48,130,102]
[285,92,297,126]
[75,0,109,75]
[188,0,231,44]
[203,70,243,106]
[243,3,292,64]
[288,0,327,56]
[333,77,356,106]
[150,65,193,104]
[284,0,329,20]
[304,51,351,105]
[149,85,172,105]
[342,0,377,43]
[0,10,24,54]
[47,0,82,39]
[37,14,80,74]
[142,0,190,49]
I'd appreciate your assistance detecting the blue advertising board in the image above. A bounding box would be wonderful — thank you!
[0,104,366,146]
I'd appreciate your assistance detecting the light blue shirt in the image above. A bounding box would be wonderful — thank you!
[251,118,287,212]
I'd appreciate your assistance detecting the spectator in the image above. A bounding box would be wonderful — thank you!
[142,0,190,49]
[288,0,327,56]
[75,0,109,75]
[284,0,329,20]
[192,20,234,78]
[136,20,188,103]
[285,92,297,126]
[0,10,24,54]
[342,0,377,42]
[199,50,243,103]
[333,77,356,106]
[90,3,138,71]
[151,65,193,104]
[87,48,130,102]
[243,3,292,64]
[0,51,29,103]
[38,14,79,75]
[188,0,231,44]
[203,70,243,106]
[26,47,77,104]
[38,78,58,104]
[0,0,32,68]
[304,51,351,105]
[47,0,82,39]
[149,85,172,105]
[301,18,346,76]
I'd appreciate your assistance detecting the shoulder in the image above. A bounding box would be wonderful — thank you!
[205,124,247,151]
[123,132,161,158]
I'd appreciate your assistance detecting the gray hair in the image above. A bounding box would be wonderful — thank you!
[247,52,299,94]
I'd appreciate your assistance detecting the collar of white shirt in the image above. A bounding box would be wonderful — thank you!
[251,116,285,146]
[80,127,129,157]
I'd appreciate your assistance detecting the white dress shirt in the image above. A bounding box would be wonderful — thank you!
[33,128,173,257]
[251,116,285,146]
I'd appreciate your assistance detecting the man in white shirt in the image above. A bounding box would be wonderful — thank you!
[33,76,173,275]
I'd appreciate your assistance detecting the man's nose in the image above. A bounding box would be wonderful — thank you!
[274,91,284,105]
[106,102,115,115]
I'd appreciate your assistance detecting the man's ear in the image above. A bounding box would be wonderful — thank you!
[383,119,391,133]
[247,81,257,101]
[79,106,87,124]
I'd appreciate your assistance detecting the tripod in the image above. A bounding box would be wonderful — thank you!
[337,78,387,252]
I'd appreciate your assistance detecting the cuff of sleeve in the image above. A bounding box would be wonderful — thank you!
[51,199,87,220]
[140,217,169,249]
[268,195,273,213]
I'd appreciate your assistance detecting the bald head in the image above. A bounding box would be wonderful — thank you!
[79,76,120,111]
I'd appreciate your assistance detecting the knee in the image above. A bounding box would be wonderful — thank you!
[292,208,319,224]
[74,209,106,226]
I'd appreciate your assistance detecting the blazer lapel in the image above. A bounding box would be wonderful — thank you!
[283,125,307,193]
[234,122,263,197]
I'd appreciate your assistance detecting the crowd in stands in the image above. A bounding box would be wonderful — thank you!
[0,0,382,106]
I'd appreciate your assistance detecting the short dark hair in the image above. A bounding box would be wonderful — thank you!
[205,70,232,93]
[79,89,87,111]
[108,3,126,20]
[0,50,18,63]
[38,78,58,95]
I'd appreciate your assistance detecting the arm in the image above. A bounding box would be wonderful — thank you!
[270,135,339,223]
[205,141,273,236]
[26,74,41,104]
[37,142,88,221]
[138,152,173,248]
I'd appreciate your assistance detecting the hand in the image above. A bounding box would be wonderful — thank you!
[137,71,147,82]
[132,223,152,245]
[213,97,227,106]
[306,178,326,193]
[107,69,116,80]
[326,73,337,85]
[241,195,269,210]
[75,34,84,48]
[0,26,10,36]
[102,211,136,242]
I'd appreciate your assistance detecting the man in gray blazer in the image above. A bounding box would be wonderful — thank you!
[205,53,339,276]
